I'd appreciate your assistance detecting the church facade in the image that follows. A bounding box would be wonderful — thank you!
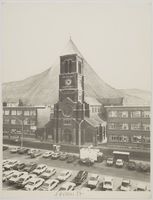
[52,39,106,146]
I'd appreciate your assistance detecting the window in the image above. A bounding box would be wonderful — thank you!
[78,61,82,74]
[131,136,142,143]
[24,118,29,125]
[17,110,22,116]
[4,110,9,115]
[24,111,30,116]
[3,118,9,124]
[11,110,16,115]
[64,60,68,73]
[131,111,141,118]
[30,120,35,125]
[11,119,16,125]
[122,123,129,130]
[108,123,116,130]
[142,111,150,118]
[69,60,72,73]
[63,119,71,125]
[131,123,141,130]
[142,124,150,131]
[118,111,128,118]
[108,111,117,118]
[29,110,36,116]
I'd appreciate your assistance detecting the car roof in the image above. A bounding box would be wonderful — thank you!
[104,177,113,181]
[37,164,46,167]
[137,183,146,189]
[116,159,123,161]
[122,179,130,183]
[90,174,99,178]
[45,179,59,184]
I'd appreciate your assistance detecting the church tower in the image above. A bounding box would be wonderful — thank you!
[53,38,87,145]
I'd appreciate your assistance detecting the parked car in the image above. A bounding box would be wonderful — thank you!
[32,164,47,175]
[4,160,19,170]
[59,182,76,191]
[136,162,150,173]
[79,158,94,166]
[59,153,68,161]
[39,168,56,180]
[3,170,17,182]
[31,150,42,158]
[24,178,44,191]
[73,170,88,186]
[120,179,131,191]
[106,158,114,166]
[10,147,21,153]
[127,161,136,170]
[51,152,61,160]
[87,174,99,189]
[134,183,147,191]
[57,170,72,182]
[24,162,38,173]
[67,155,76,163]
[38,179,59,191]
[116,159,124,168]
[3,159,10,167]
[13,162,26,171]
[42,151,54,158]
[80,187,91,192]
[27,149,38,155]
[8,171,28,184]
[102,177,113,191]
[3,145,9,151]
[18,148,29,154]
[16,174,37,188]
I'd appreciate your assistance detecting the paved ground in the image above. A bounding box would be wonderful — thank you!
[3,146,150,191]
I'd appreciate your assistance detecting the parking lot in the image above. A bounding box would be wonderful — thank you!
[3,145,150,191]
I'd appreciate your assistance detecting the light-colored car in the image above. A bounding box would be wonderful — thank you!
[135,183,147,191]
[57,170,72,182]
[32,164,47,175]
[116,159,124,167]
[24,178,44,191]
[10,147,21,153]
[42,151,54,158]
[8,171,28,184]
[3,159,10,166]
[40,168,56,180]
[3,170,17,182]
[120,179,131,191]
[103,177,113,191]
[4,160,19,170]
[87,174,99,189]
[39,179,59,191]
[16,174,37,188]
[59,182,76,191]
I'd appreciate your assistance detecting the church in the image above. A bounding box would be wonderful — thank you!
[51,39,107,146]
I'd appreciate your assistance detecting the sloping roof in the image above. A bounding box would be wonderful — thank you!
[60,38,83,57]
[85,97,101,106]
[85,115,106,127]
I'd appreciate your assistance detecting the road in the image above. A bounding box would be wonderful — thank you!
[3,147,150,191]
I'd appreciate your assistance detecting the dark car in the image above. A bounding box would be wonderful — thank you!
[79,158,94,166]
[59,153,68,161]
[23,162,37,173]
[67,155,76,163]
[73,170,88,185]
[30,150,42,158]
[13,162,26,171]
[18,148,29,154]
[127,161,136,170]
[3,145,9,151]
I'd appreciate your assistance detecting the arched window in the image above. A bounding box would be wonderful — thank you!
[64,60,68,73]
[69,60,72,73]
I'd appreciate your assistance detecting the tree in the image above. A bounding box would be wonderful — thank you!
[18,99,24,106]
[3,101,7,106]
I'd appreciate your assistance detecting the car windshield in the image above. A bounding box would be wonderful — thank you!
[122,182,129,187]
[105,181,111,185]
[60,172,66,176]
[19,178,24,181]
[59,187,66,191]
[28,182,34,185]
[43,183,49,187]
[90,177,97,181]
[12,175,18,178]
[77,172,83,177]
[37,167,42,170]
[108,158,113,161]
[8,161,14,164]
[46,170,51,173]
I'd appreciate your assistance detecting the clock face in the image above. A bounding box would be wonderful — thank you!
[62,104,73,117]
[65,78,72,86]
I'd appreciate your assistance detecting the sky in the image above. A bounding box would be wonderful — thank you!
[1,0,152,91]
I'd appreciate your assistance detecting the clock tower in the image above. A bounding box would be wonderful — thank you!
[53,39,87,146]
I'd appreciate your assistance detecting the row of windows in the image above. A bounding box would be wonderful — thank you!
[109,135,150,144]
[61,60,82,74]
[3,118,36,126]
[91,106,101,113]
[108,123,150,131]
[3,110,36,116]
[108,110,150,118]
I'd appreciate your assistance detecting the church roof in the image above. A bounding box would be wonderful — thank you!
[85,115,106,127]
[85,97,101,106]
[60,38,83,57]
